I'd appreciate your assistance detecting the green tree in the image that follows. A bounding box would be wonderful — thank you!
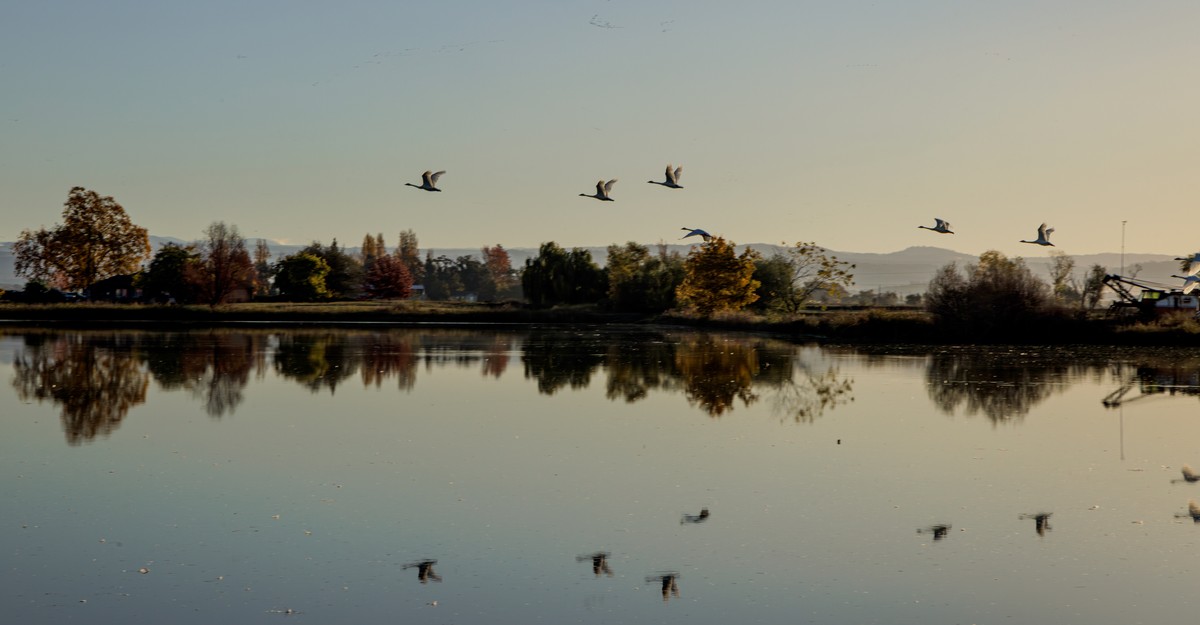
[605,242,686,312]
[300,239,363,298]
[455,255,494,300]
[14,187,151,293]
[750,253,797,312]
[521,242,606,307]
[274,253,331,300]
[140,243,200,303]
[675,237,761,316]
[191,222,255,306]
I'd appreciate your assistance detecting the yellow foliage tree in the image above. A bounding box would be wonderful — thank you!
[675,237,761,316]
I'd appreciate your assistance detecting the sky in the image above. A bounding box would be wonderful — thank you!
[2,1,1198,258]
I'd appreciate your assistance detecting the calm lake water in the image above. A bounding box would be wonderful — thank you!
[4,326,1200,624]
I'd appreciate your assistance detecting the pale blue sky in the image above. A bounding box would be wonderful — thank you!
[2,1,1198,256]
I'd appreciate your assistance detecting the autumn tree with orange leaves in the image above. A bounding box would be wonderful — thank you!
[14,187,151,292]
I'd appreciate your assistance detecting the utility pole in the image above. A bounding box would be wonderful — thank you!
[1121,220,1127,276]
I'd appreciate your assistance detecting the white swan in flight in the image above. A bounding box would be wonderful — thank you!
[681,227,713,242]
[580,179,617,201]
[1174,253,1200,277]
[406,170,445,192]
[918,218,953,234]
[648,164,683,189]
[1171,274,1200,295]
[1019,223,1055,246]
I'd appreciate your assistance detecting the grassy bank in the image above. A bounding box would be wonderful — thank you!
[3,301,1200,345]
[0,300,635,325]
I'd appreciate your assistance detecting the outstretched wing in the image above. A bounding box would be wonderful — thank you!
[429,170,445,185]
[603,179,618,193]
[672,165,683,183]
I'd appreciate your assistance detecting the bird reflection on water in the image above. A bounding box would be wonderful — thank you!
[646,572,681,602]
[1171,465,1200,484]
[577,551,613,577]
[403,559,442,583]
[680,507,710,524]
[1019,512,1053,536]
[917,524,952,541]
[1175,500,1200,523]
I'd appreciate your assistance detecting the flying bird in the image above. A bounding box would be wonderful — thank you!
[681,507,710,524]
[1171,274,1200,295]
[681,227,713,242]
[648,164,683,189]
[918,218,953,234]
[1174,253,1200,277]
[1019,223,1055,246]
[580,179,617,201]
[406,170,445,192]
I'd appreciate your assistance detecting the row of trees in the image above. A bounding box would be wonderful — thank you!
[12,187,520,304]
[9,189,860,312]
[521,237,859,316]
[925,250,1108,338]
[11,187,1115,318]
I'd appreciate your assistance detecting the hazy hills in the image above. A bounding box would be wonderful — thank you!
[0,237,1185,296]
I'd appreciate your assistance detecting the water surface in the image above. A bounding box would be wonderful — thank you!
[4,327,1200,624]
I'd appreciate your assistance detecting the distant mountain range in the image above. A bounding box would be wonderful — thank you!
[0,236,1185,296]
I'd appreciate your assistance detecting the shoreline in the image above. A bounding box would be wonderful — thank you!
[2,301,1198,346]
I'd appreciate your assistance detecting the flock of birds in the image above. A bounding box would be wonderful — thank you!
[920,217,1056,247]
[407,165,715,245]
[404,506,711,602]
[405,167,1200,293]
[923,464,1200,546]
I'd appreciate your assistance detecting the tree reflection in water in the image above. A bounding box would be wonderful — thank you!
[604,339,681,403]
[674,334,761,416]
[6,328,865,446]
[273,333,360,394]
[764,347,855,423]
[925,349,1077,423]
[11,333,149,445]
[521,331,605,395]
[146,332,263,417]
